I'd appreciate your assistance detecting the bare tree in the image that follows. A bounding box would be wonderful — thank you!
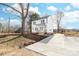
[7,17,10,34]
[0,23,2,33]
[56,11,64,33]
[0,3,30,35]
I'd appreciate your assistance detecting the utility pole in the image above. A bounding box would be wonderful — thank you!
[8,16,10,34]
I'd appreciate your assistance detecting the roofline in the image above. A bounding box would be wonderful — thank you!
[32,15,50,21]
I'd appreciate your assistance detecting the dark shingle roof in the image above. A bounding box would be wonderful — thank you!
[32,15,50,21]
[38,15,50,20]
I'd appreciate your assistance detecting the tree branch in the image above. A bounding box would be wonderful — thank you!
[24,3,30,19]
[0,3,22,15]
[19,3,24,17]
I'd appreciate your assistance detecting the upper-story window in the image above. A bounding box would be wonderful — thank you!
[41,19,44,24]
[33,22,36,24]
[42,20,44,23]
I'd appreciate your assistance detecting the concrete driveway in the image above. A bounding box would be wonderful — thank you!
[25,34,79,56]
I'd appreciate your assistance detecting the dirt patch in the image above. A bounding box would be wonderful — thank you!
[23,33,47,42]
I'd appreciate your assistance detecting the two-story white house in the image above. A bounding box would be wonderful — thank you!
[32,14,57,34]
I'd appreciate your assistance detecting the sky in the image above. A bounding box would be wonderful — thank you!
[0,3,79,29]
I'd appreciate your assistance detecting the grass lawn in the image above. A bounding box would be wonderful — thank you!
[0,34,46,56]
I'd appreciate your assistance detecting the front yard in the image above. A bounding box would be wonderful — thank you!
[0,34,47,56]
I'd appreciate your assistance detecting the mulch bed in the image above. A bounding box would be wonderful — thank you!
[23,33,48,42]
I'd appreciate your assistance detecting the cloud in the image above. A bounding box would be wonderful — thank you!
[60,11,79,29]
[62,11,79,23]
[47,6,58,11]
[10,19,21,26]
[0,17,4,20]
[64,5,71,11]
[64,11,79,17]
[11,3,22,12]
[71,3,79,9]
[29,7,41,15]
[3,4,41,15]
[2,3,29,15]
[61,17,79,24]
[2,4,21,15]
[0,17,21,27]
[0,17,7,25]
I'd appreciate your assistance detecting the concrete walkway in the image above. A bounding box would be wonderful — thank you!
[25,34,79,56]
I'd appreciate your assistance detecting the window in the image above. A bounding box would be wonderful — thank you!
[41,20,44,24]
[42,20,44,23]
[46,19,48,23]
[35,27,38,31]
[49,29,52,31]
[40,27,43,30]
[33,22,36,24]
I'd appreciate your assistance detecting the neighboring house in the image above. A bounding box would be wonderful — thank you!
[32,15,57,34]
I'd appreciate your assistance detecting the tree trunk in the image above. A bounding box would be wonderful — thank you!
[29,20,32,33]
[21,17,26,35]
[57,23,60,33]
[21,17,30,35]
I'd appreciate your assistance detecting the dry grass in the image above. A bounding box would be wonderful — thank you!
[0,46,42,56]
[64,31,79,37]
[0,35,45,56]
[1,36,35,47]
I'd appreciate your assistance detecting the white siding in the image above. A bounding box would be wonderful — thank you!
[46,16,53,33]
[31,15,58,33]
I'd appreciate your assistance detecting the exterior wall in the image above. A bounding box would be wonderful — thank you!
[46,16,53,33]
[31,15,57,33]
[46,15,57,33]
[32,19,46,33]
